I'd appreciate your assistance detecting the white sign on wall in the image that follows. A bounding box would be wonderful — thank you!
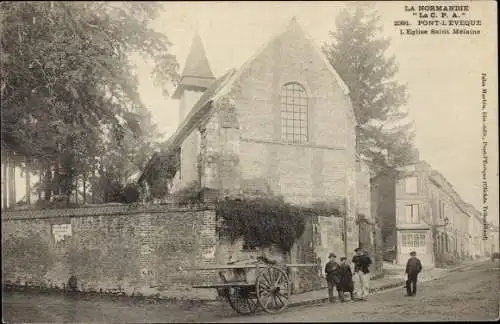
[52,224,72,242]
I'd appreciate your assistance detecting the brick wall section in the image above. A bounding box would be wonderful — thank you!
[1,205,218,299]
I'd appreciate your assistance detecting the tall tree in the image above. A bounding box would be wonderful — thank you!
[1,2,179,202]
[91,109,162,203]
[323,6,418,175]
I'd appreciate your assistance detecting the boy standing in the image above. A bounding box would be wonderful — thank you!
[337,257,354,302]
[405,251,422,297]
[325,253,340,303]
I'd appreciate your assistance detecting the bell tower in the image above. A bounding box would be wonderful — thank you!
[172,32,215,126]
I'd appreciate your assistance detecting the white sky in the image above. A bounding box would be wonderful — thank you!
[8,1,499,225]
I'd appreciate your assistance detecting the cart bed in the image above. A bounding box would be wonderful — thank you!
[192,282,255,289]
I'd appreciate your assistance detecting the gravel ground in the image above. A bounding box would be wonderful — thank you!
[216,261,500,322]
[2,261,498,323]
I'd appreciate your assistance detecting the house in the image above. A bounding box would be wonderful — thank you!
[139,18,372,273]
[465,203,485,259]
[485,223,499,257]
[372,160,480,267]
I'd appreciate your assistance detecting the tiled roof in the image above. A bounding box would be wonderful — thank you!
[139,69,237,183]
[172,33,216,99]
[163,68,236,149]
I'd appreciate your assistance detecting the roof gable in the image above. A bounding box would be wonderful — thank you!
[213,17,350,101]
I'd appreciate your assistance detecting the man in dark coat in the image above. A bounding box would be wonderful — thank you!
[405,251,423,296]
[325,253,340,303]
[352,247,372,300]
[337,257,354,302]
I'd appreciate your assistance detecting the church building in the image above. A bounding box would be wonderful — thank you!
[140,18,373,264]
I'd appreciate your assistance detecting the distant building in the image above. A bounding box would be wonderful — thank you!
[485,223,499,256]
[465,203,485,259]
[372,161,481,267]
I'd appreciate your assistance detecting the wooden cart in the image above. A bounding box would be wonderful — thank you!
[190,258,317,315]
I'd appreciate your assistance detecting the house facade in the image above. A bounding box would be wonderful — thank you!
[466,203,485,259]
[139,18,373,281]
[485,223,499,257]
[372,161,481,267]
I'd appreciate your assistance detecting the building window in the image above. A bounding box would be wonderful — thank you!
[439,200,445,220]
[401,232,426,248]
[405,176,418,194]
[405,204,420,223]
[281,82,308,143]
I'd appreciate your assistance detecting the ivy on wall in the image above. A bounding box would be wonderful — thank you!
[172,181,204,205]
[216,197,345,252]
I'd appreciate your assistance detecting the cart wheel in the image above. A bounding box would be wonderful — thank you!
[226,287,258,315]
[256,266,290,313]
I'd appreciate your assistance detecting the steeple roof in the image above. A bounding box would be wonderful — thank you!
[181,33,215,79]
[172,32,215,99]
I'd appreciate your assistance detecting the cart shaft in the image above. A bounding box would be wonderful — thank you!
[187,263,317,271]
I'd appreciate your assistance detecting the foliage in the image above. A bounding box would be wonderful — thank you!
[145,149,181,200]
[322,6,418,175]
[122,183,140,204]
[172,181,204,205]
[310,200,344,217]
[0,2,178,203]
[100,181,140,204]
[94,110,163,201]
[216,197,308,252]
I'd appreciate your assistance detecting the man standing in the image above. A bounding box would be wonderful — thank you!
[405,251,423,297]
[352,247,372,301]
[325,253,340,303]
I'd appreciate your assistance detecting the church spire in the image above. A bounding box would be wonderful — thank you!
[172,32,215,99]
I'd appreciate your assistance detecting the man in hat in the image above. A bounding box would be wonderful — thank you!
[325,253,340,303]
[337,256,354,302]
[352,247,372,301]
[405,251,422,296]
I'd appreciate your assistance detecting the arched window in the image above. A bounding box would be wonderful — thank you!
[281,82,308,143]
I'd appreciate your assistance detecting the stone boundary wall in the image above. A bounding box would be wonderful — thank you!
[1,204,218,300]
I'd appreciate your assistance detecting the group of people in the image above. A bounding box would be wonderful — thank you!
[324,247,423,303]
[324,247,372,303]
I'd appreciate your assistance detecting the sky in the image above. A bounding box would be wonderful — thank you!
[7,1,499,225]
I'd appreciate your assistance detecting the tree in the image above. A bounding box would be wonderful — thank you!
[92,110,163,203]
[322,6,418,175]
[1,2,178,204]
